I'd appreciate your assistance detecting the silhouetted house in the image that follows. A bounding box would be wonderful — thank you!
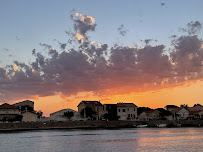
[169,108,189,120]
[139,110,160,121]
[0,103,20,121]
[103,104,118,120]
[165,105,179,111]
[188,110,203,120]
[21,110,38,122]
[117,103,137,120]
[189,105,203,111]
[13,100,34,111]
[77,101,106,120]
[50,109,81,121]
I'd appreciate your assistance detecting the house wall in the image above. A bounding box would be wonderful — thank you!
[14,101,34,110]
[22,112,38,122]
[117,107,137,120]
[177,108,189,120]
[0,109,19,115]
[50,109,81,121]
[78,103,105,120]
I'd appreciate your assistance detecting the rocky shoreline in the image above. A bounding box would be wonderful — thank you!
[0,120,202,132]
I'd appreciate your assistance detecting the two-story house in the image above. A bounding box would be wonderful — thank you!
[77,101,106,120]
[117,103,137,120]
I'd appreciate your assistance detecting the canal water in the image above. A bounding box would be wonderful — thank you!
[0,128,202,152]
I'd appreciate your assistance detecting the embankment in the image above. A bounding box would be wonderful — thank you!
[0,120,202,131]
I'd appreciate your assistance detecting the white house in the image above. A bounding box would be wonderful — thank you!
[117,103,137,120]
[176,108,189,120]
[0,103,20,121]
[50,109,81,121]
[21,111,38,122]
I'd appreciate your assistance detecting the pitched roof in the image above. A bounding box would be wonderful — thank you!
[13,100,34,105]
[0,103,18,109]
[50,108,77,115]
[77,101,103,107]
[117,103,137,107]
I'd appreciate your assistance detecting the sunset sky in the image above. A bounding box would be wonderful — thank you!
[0,1,203,116]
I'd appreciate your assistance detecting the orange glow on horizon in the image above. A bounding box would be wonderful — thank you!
[7,79,203,117]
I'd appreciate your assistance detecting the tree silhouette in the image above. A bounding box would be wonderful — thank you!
[63,111,74,120]
[80,107,96,119]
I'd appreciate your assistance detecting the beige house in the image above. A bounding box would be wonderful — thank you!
[117,103,137,120]
[78,101,106,120]
[21,110,38,122]
[176,108,189,120]
[139,110,160,121]
[50,109,81,121]
[0,103,20,121]
[189,105,203,111]
[13,100,34,111]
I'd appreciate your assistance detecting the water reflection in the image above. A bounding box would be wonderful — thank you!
[0,128,202,152]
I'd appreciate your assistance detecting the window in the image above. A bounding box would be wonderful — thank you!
[128,108,129,111]
[122,109,125,112]
[118,109,120,112]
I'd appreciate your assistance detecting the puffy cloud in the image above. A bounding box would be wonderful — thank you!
[71,12,97,43]
[187,21,202,35]
[1,17,203,101]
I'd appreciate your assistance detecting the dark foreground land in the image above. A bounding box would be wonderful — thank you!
[0,120,202,131]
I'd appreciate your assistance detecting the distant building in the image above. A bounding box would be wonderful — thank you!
[77,101,105,120]
[139,110,160,121]
[0,103,20,121]
[13,100,34,111]
[50,109,81,121]
[189,105,203,111]
[169,108,189,120]
[21,110,38,122]
[117,103,137,120]
[103,104,118,120]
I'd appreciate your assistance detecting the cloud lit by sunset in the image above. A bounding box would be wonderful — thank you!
[0,1,203,116]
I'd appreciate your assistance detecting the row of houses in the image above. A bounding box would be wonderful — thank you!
[138,105,203,121]
[1,100,203,122]
[0,100,41,122]
[49,101,138,121]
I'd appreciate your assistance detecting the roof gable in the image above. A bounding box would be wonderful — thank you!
[0,103,18,109]
[77,101,103,107]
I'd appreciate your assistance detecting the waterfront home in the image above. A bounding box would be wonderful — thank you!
[103,104,118,120]
[198,111,203,119]
[0,103,20,121]
[189,105,203,111]
[13,100,34,111]
[21,110,38,122]
[188,110,203,120]
[117,103,137,120]
[78,101,105,120]
[138,110,160,121]
[176,108,189,120]
[50,109,81,121]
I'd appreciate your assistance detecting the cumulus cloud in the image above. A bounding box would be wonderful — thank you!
[70,12,97,43]
[0,16,203,101]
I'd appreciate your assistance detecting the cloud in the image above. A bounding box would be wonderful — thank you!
[117,24,128,36]
[0,17,203,102]
[70,12,97,43]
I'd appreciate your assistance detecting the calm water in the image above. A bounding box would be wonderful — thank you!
[0,128,203,152]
